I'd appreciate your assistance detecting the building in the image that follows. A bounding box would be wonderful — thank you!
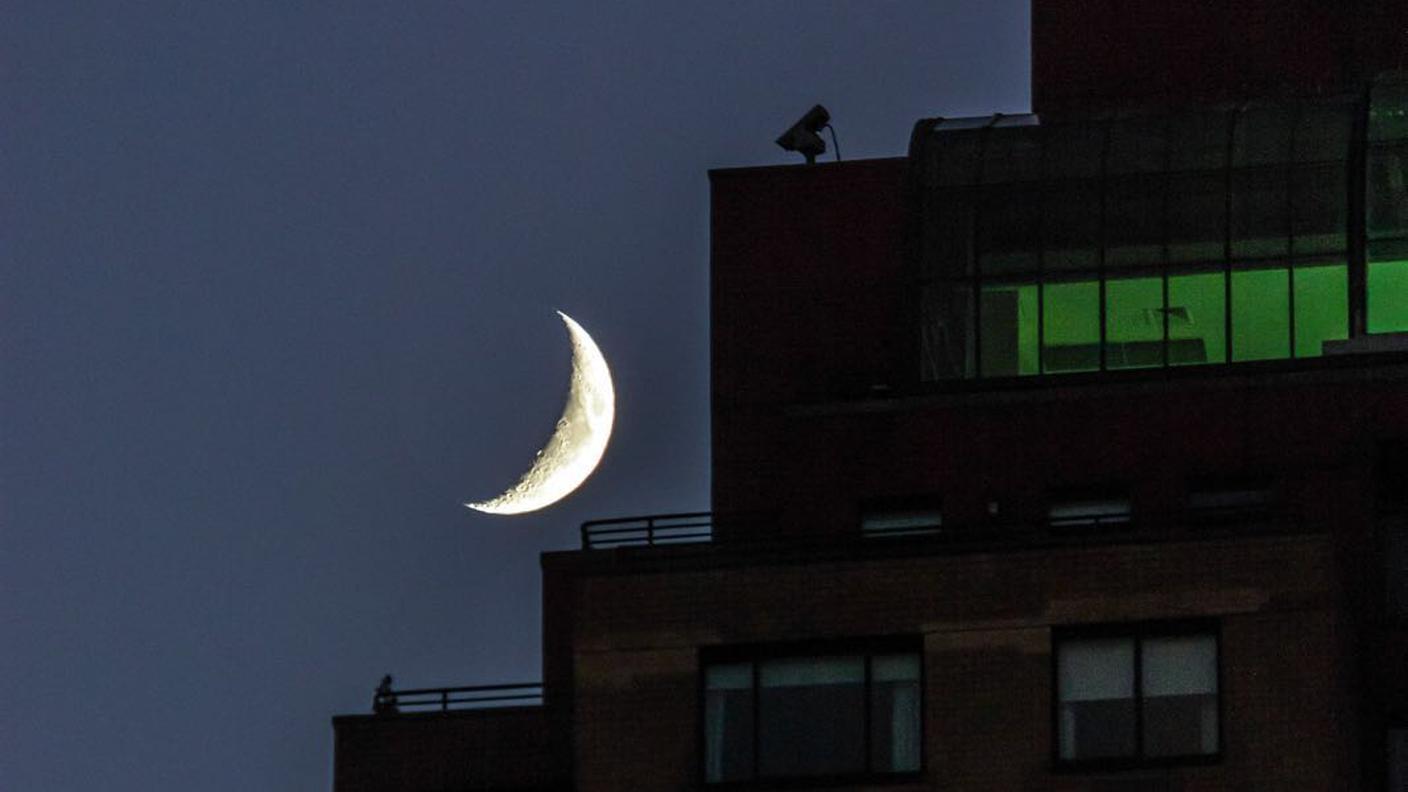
[333,3,1408,789]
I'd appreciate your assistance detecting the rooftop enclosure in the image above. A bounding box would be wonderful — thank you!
[913,74,1408,381]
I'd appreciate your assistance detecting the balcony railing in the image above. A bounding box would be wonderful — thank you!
[580,512,713,549]
[374,682,543,714]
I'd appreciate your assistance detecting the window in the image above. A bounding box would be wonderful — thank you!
[703,644,921,783]
[1369,74,1408,334]
[1386,516,1408,619]
[1389,727,1408,792]
[1049,495,1132,532]
[914,95,1364,381]
[1055,625,1220,766]
[862,507,943,538]
[1184,481,1274,526]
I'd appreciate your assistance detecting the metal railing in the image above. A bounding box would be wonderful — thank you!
[374,682,543,714]
[580,512,713,549]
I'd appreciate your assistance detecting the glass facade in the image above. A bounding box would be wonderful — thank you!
[915,76,1408,381]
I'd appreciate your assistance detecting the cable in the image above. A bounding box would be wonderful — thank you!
[824,124,841,161]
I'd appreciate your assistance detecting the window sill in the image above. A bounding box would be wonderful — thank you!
[1052,753,1222,774]
[706,771,924,789]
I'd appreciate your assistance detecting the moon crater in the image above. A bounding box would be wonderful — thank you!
[465,311,615,515]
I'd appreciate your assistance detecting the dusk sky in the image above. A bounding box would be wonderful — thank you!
[2,3,1028,789]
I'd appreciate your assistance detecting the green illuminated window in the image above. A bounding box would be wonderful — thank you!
[1231,268,1290,361]
[1105,277,1165,369]
[1369,260,1408,333]
[915,94,1375,382]
[1167,273,1226,365]
[1292,264,1348,357]
[1044,281,1100,373]
[980,284,1038,377]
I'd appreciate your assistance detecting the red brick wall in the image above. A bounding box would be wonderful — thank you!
[549,533,1352,790]
[1031,0,1408,114]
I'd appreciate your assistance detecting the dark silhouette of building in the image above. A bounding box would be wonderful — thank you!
[333,3,1408,789]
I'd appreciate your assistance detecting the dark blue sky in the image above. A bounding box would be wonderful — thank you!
[2,3,1027,789]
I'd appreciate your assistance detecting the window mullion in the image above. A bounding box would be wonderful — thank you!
[863,653,874,774]
[751,660,760,781]
[1133,635,1145,760]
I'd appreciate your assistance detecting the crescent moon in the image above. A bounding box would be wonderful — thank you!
[465,311,616,515]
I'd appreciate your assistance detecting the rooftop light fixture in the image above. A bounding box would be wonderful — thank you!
[775,104,838,164]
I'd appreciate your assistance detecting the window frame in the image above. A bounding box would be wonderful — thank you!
[1388,721,1408,792]
[1047,488,1134,534]
[1182,477,1277,528]
[1051,620,1224,772]
[860,496,944,539]
[699,637,925,787]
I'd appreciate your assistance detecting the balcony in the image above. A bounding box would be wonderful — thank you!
[333,680,564,792]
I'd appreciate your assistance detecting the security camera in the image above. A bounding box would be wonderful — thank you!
[775,104,831,164]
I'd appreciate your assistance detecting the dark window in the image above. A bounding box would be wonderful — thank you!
[703,646,921,783]
[1389,728,1408,792]
[1056,626,1220,766]
[1049,496,1132,532]
[1184,481,1274,526]
[862,505,943,538]
[1386,516,1408,619]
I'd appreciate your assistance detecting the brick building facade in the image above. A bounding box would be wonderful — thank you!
[333,3,1408,789]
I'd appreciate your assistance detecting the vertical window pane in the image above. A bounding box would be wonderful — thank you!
[1168,272,1226,365]
[870,654,921,773]
[758,657,866,777]
[1043,280,1100,373]
[704,663,754,782]
[1292,264,1348,357]
[1106,115,1168,175]
[1167,173,1227,264]
[1387,517,1408,619]
[1368,260,1408,334]
[927,189,977,278]
[1368,145,1408,239]
[1058,639,1136,760]
[1141,636,1219,757]
[980,284,1038,377]
[1044,181,1101,271]
[1106,177,1166,268]
[1389,728,1408,792]
[982,127,1044,184]
[1231,167,1290,261]
[1231,268,1290,361]
[1293,97,1353,163]
[978,186,1040,275]
[1370,76,1408,141]
[1167,109,1230,172]
[1291,163,1347,255]
[921,282,972,380]
[1105,277,1166,369]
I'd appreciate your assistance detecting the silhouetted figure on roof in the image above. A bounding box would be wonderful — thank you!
[373,674,397,715]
